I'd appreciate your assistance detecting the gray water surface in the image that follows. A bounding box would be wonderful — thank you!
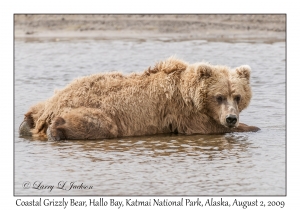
[14,38,285,195]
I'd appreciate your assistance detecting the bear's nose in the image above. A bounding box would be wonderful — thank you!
[226,114,237,126]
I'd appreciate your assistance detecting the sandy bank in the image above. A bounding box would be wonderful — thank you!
[14,14,286,42]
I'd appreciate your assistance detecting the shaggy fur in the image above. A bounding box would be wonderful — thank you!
[19,57,259,140]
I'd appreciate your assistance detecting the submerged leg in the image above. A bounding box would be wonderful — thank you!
[19,117,33,137]
[234,123,260,132]
[47,108,120,140]
[19,101,47,137]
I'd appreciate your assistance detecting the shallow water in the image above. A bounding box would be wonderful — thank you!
[14,38,285,195]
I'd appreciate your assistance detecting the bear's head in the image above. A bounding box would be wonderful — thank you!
[181,63,252,129]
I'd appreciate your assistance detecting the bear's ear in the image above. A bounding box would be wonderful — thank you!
[235,65,251,80]
[197,64,212,79]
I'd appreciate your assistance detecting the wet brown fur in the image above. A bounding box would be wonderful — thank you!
[21,57,258,140]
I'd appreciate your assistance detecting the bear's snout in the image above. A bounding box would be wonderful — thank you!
[226,114,238,127]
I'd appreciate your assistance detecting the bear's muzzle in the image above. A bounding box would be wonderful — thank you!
[225,114,238,128]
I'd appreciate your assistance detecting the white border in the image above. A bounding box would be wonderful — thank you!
[3,0,295,209]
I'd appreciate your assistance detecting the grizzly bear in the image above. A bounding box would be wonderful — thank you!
[19,57,259,140]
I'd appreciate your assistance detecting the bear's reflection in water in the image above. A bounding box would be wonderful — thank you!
[31,133,252,162]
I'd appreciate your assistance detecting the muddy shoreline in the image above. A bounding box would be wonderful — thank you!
[14,14,286,42]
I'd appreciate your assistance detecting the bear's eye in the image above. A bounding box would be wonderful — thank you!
[234,95,241,103]
[216,95,223,104]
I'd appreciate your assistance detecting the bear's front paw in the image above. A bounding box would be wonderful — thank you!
[235,123,260,132]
